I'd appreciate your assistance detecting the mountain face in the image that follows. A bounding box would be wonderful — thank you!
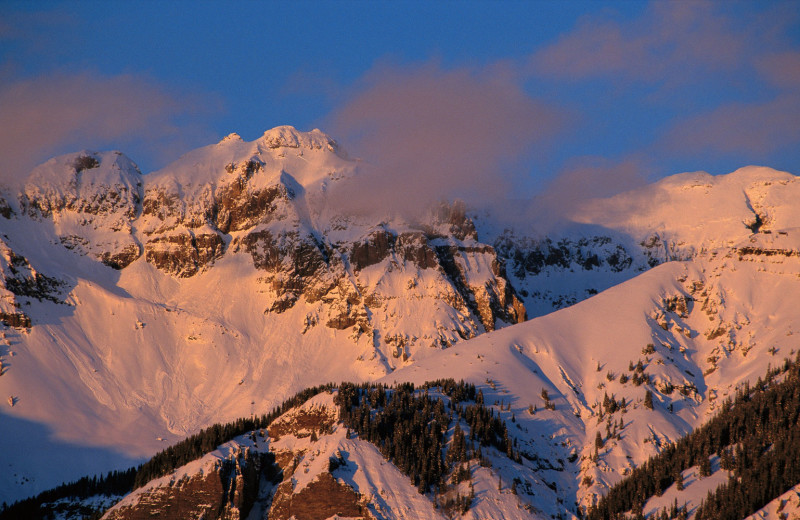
[1,126,799,518]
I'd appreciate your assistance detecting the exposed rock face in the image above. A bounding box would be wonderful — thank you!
[737,245,800,259]
[145,231,225,277]
[138,160,299,277]
[396,231,438,269]
[0,311,31,329]
[18,151,144,269]
[264,397,371,520]
[261,125,341,153]
[214,181,287,234]
[100,243,143,270]
[98,395,371,520]
[0,196,13,219]
[7,127,529,355]
[141,162,293,238]
[434,244,525,331]
[0,241,67,328]
[350,229,395,271]
[105,450,272,520]
[20,152,142,220]
[239,230,334,313]
[269,472,370,520]
[427,200,477,240]
[495,235,635,278]
[267,406,336,441]
[1,249,65,304]
[348,228,439,272]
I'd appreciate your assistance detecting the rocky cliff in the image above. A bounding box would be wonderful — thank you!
[1,127,529,362]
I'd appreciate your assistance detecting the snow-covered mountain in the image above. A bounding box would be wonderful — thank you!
[1,126,798,518]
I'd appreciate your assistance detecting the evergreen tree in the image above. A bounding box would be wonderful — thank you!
[644,390,654,410]
[595,431,604,450]
[698,456,712,478]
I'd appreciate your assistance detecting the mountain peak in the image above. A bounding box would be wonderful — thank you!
[259,125,341,154]
[652,165,795,191]
[218,132,243,144]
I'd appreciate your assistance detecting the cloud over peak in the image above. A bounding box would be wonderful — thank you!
[323,60,565,216]
[0,71,220,185]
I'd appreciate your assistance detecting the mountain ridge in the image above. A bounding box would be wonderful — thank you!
[0,127,798,518]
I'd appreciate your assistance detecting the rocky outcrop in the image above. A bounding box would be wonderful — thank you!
[239,230,334,313]
[396,231,438,269]
[350,229,395,271]
[7,129,531,354]
[145,231,225,277]
[737,245,799,259]
[269,472,370,520]
[18,151,144,268]
[105,450,273,520]
[0,196,13,219]
[139,161,296,276]
[324,285,369,333]
[495,235,635,277]
[142,159,292,237]
[141,187,182,227]
[0,311,31,329]
[265,400,371,520]
[20,152,142,220]
[214,180,288,234]
[235,216,526,340]
[260,125,342,154]
[426,200,477,240]
[349,228,442,271]
[0,245,66,309]
[0,241,67,329]
[100,244,143,270]
[434,245,525,331]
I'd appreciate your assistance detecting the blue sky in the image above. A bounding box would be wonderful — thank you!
[1,0,798,203]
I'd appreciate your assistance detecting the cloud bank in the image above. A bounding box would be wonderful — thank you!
[0,72,219,185]
[322,61,565,217]
[530,2,746,84]
[316,1,800,229]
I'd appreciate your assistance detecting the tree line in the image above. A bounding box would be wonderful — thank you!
[2,378,524,520]
[587,355,800,520]
[334,379,521,498]
[0,383,335,520]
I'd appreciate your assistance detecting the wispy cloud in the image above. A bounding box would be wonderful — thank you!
[529,2,746,84]
[315,1,800,226]
[322,60,565,217]
[516,156,652,232]
[758,51,800,90]
[0,8,82,65]
[663,95,800,156]
[0,72,220,185]
[529,1,800,176]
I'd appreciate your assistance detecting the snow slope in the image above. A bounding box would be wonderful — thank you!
[0,124,798,514]
[382,185,800,512]
[0,128,523,501]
